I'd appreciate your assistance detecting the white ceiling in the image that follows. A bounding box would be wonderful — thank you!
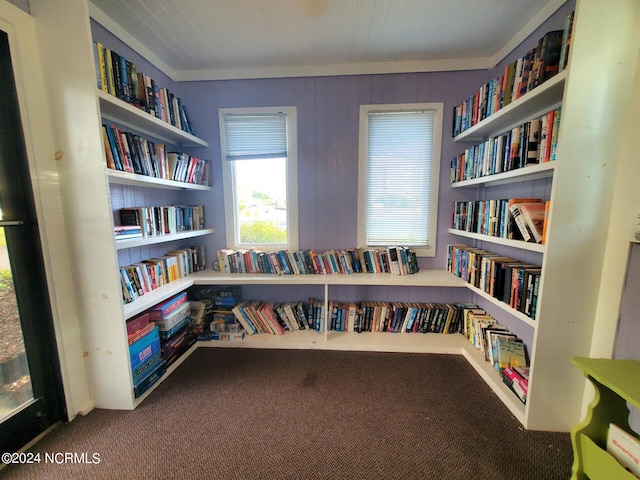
[89,0,566,81]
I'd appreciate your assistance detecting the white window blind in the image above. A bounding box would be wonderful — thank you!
[366,110,435,247]
[223,113,287,161]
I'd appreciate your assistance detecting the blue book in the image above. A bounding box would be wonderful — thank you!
[133,360,166,398]
[119,55,130,103]
[129,326,160,370]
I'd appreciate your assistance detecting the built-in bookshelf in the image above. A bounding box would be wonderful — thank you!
[84,40,215,407]
[29,0,639,435]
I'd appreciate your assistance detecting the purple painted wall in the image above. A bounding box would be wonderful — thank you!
[179,70,487,271]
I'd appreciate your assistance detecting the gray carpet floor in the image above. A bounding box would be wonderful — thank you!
[1,348,573,479]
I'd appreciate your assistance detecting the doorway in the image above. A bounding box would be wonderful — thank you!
[0,30,66,454]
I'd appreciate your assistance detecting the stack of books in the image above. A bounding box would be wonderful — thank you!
[148,292,195,366]
[127,312,166,398]
[114,225,143,240]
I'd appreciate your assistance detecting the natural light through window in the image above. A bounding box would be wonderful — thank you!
[219,107,298,251]
[233,157,287,244]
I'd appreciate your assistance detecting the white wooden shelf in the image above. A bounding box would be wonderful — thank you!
[454,70,567,142]
[448,228,547,254]
[98,90,208,148]
[106,168,212,191]
[115,228,214,250]
[451,162,555,188]
[122,276,196,320]
[190,268,469,288]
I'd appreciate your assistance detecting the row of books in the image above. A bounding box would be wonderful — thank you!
[451,197,549,244]
[119,205,205,237]
[93,42,196,135]
[102,124,212,186]
[120,245,206,304]
[216,246,419,276]
[463,307,529,403]
[231,298,475,336]
[447,244,541,319]
[450,107,561,183]
[452,12,573,137]
[335,301,473,334]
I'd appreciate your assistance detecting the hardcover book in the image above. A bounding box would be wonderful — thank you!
[510,202,545,243]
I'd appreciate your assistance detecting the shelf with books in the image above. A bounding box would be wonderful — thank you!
[114,228,214,250]
[448,228,546,254]
[451,162,555,188]
[106,168,212,191]
[454,70,567,143]
[98,90,207,148]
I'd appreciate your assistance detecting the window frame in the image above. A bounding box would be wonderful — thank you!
[219,106,299,251]
[357,103,443,257]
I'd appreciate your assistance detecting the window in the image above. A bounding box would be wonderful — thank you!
[358,104,443,257]
[219,107,298,251]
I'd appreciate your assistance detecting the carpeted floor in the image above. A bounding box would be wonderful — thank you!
[0,348,573,479]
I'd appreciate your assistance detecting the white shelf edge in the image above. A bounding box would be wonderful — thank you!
[189,268,468,287]
[466,283,537,327]
[115,228,214,250]
[133,342,198,407]
[98,90,208,148]
[198,330,466,353]
[448,228,546,253]
[106,168,212,191]
[451,162,555,188]
[454,70,567,142]
[122,277,195,320]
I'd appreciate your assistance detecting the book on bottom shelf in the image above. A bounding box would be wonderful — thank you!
[129,325,160,371]
[607,423,640,478]
[161,325,195,365]
[133,360,167,399]
[502,366,528,404]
